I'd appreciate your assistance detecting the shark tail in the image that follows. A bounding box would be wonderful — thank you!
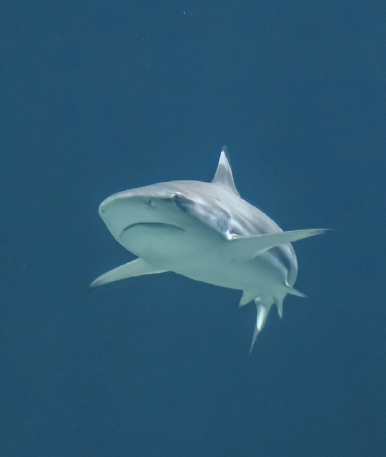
[249,297,275,353]
[246,287,307,353]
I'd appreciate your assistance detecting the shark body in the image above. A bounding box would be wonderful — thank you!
[91,148,325,351]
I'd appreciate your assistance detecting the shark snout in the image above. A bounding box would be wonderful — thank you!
[98,195,117,217]
[97,192,187,244]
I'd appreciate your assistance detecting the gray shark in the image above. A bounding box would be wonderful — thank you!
[91,148,325,351]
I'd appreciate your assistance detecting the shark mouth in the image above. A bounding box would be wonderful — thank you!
[120,222,184,239]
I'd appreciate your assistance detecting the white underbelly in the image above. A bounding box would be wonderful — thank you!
[121,223,287,295]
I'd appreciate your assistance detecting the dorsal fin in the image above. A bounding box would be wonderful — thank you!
[212,147,240,196]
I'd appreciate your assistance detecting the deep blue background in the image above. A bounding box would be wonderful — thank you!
[1,1,385,456]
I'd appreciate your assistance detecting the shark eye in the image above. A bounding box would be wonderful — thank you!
[171,193,183,206]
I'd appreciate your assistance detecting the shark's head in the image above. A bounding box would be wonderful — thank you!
[99,184,183,242]
[98,180,227,268]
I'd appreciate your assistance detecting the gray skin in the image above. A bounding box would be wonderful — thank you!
[91,149,325,351]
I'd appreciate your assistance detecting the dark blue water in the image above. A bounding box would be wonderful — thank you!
[1,1,385,456]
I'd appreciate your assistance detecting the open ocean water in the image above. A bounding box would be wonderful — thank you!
[1,1,385,456]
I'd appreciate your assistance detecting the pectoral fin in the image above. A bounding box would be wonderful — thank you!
[230,228,327,260]
[90,258,167,287]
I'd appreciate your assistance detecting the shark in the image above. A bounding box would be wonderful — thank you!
[91,148,326,351]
